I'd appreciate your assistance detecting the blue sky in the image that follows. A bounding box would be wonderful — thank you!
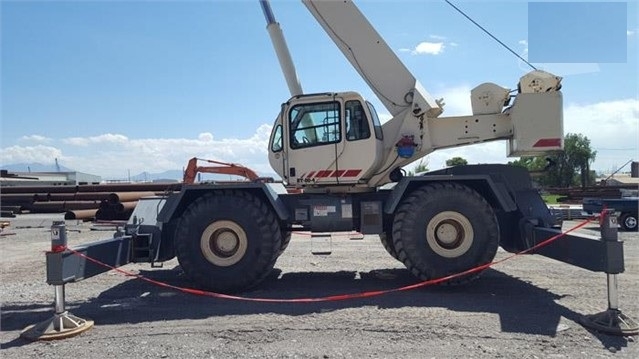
[1,0,637,179]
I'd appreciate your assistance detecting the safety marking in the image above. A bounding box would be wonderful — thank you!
[63,218,595,303]
[532,138,561,147]
[300,169,362,179]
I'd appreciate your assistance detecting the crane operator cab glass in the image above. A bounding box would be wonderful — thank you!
[268,92,384,187]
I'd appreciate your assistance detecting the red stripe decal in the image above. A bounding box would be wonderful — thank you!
[332,170,345,177]
[305,171,316,179]
[343,169,362,177]
[533,138,561,147]
[316,170,332,178]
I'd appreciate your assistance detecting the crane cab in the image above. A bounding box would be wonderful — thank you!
[268,92,384,188]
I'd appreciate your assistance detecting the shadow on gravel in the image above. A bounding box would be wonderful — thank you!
[1,266,633,351]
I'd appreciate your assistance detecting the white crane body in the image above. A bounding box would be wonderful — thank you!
[266,0,563,189]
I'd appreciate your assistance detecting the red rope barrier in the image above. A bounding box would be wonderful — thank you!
[64,217,596,303]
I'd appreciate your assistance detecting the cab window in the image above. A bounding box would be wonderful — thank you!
[345,100,371,141]
[270,124,282,152]
[289,102,341,149]
[366,101,384,140]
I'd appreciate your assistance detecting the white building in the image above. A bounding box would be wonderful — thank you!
[0,170,102,187]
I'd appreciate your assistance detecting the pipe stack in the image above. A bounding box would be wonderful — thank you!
[1,183,180,220]
[94,192,156,221]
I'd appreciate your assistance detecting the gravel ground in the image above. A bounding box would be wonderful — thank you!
[1,213,638,358]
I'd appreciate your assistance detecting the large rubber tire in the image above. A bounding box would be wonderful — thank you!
[379,232,400,261]
[620,213,638,231]
[392,182,499,285]
[175,190,281,293]
[279,231,292,256]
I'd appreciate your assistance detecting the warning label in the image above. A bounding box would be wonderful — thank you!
[313,205,336,217]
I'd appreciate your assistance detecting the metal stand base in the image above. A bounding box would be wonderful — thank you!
[20,311,94,341]
[580,309,639,336]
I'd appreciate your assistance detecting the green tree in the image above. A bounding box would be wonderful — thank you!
[446,157,468,167]
[406,159,429,176]
[565,133,597,187]
[508,133,597,188]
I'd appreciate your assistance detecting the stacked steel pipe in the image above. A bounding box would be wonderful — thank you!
[0,183,181,220]
[546,184,637,203]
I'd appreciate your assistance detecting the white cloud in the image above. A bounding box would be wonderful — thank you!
[448,42,459,47]
[0,145,64,164]
[197,132,214,142]
[434,85,473,116]
[19,135,51,143]
[429,34,446,40]
[628,30,635,36]
[7,125,274,178]
[64,133,129,146]
[564,99,638,171]
[411,42,445,55]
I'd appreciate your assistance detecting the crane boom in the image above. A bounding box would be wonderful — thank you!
[260,0,303,97]
[302,0,442,118]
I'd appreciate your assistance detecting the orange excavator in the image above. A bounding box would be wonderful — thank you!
[182,157,263,184]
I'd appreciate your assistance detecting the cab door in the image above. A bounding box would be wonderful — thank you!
[285,100,342,186]
[267,116,287,182]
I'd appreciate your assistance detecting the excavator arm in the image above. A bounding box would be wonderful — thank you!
[183,157,263,184]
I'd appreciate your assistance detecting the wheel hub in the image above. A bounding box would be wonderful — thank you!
[213,230,239,256]
[200,220,248,267]
[426,211,474,258]
[624,216,637,229]
[434,220,464,248]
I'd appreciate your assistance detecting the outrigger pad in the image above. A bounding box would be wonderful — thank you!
[20,311,94,341]
[580,309,639,336]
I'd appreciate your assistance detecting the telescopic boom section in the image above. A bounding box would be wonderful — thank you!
[302,0,442,118]
[260,0,303,97]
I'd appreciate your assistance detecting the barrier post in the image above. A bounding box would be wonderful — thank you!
[580,210,639,336]
[20,221,94,341]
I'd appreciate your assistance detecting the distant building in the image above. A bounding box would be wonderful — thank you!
[0,170,101,187]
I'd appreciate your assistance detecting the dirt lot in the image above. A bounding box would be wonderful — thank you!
[1,214,638,358]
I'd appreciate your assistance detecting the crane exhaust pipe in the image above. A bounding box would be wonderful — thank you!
[260,0,303,97]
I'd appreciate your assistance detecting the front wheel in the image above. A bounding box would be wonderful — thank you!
[620,213,638,231]
[175,190,281,293]
[392,183,499,285]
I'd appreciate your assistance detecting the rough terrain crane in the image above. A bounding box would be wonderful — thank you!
[30,1,639,340]
[163,0,564,292]
[43,1,622,295]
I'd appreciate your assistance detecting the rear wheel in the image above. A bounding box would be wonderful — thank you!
[279,230,292,255]
[379,232,400,261]
[175,190,281,293]
[393,182,499,285]
[620,213,638,231]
